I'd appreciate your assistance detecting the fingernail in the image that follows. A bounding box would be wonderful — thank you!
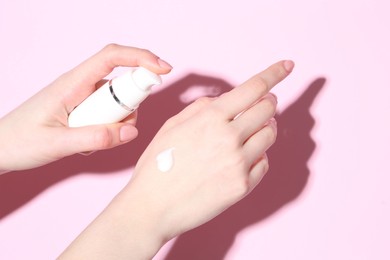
[80,151,96,156]
[283,60,295,73]
[269,118,277,128]
[157,58,173,70]
[269,92,278,104]
[120,124,138,142]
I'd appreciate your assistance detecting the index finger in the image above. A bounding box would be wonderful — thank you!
[212,60,294,119]
[68,44,172,86]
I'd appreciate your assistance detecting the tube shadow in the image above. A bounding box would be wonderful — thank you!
[0,73,234,220]
[164,78,326,260]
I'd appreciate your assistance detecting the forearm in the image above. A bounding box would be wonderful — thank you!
[58,186,166,260]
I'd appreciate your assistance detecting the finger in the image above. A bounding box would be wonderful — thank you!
[60,123,138,155]
[95,79,109,90]
[248,154,269,192]
[212,60,294,119]
[71,44,173,85]
[242,118,277,164]
[230,93,277,142]
[121,109,138,125]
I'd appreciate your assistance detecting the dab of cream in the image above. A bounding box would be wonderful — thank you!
[156,148,175,172]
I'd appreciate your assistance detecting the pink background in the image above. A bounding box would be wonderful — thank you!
[1,0,389,259]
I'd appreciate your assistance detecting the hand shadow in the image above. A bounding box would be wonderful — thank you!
[164,78,326,260]
[0,73,234,220]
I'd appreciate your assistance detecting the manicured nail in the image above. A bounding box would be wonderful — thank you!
[157,58,173,70]
[269,118,277,128]
[283,60,295,73]
[262,154,270,173]
[80,151,96,156]
[120,124,138,142]
[269,92,278,104]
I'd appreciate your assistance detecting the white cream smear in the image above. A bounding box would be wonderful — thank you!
[156,147,175,172]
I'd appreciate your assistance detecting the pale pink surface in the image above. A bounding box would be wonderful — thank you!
[0,0,389,259]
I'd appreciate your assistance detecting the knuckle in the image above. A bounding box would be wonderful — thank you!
[235,153,248,170]
[222,154,252,198]
[139,48,153,54]
[193,97,213,110]
[218,92,230,100]
[227,151,249,175]
[136,48,156,58]
[207,103,226,119]
[94,127,114,149]
[277,64,288,78]
[196,96,212,106]
[223,126,242,146]
[251,76,268,96]
[264,125,277,143]
[234,177,251,197]
[163,116,178,129]
[262,98,277,114]
[263,160,270,173]
[102,43,120,53]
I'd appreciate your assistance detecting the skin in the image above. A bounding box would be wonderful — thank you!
[0,44,294,258]
[0,44,172,172]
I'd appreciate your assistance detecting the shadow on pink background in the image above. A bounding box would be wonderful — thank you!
[0,75,325,259]
[166,78,325,259]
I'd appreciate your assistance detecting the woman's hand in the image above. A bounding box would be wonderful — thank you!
[0,44,172,172]
[128,60,294,241]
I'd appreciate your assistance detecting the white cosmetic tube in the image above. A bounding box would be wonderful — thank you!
[68,67,161,127]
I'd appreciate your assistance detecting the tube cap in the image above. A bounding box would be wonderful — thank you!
[132,67,162,91]
[111,67,162,109]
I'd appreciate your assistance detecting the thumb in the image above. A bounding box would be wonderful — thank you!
[61,123,138,155]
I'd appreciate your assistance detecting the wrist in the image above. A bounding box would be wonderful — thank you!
[60,183,167,259]
[113,187,168,258]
